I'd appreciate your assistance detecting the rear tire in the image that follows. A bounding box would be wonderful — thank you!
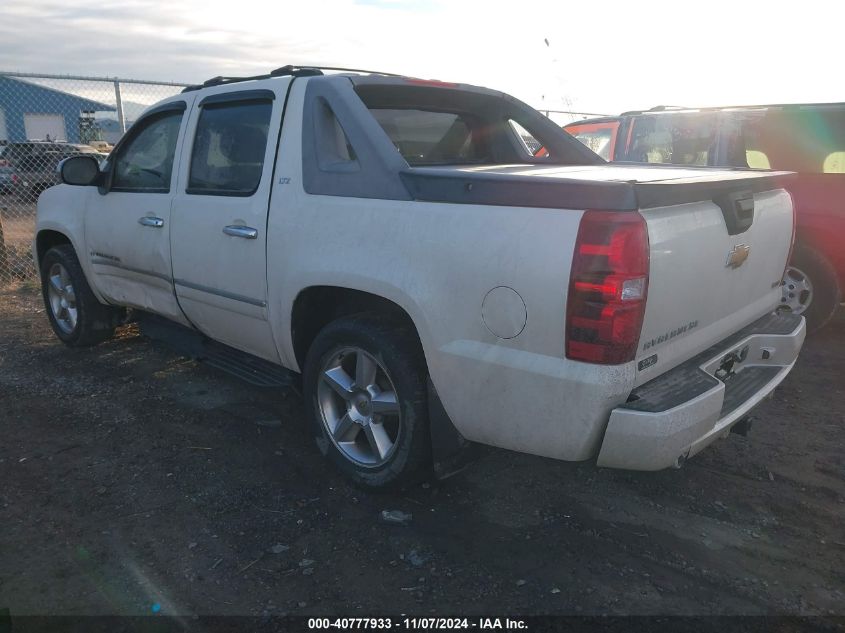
[781,246,841,333]
[40,244,122,347]
[303,314,431,490]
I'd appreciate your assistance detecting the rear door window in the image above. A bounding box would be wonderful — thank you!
[624,114,717,165]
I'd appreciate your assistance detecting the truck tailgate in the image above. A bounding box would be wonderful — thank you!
[633,176,794,384]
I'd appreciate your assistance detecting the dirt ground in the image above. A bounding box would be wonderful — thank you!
[1,284,844,619]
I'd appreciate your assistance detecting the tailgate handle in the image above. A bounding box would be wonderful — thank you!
[715,190,755,236]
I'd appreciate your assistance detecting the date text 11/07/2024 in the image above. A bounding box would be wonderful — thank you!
[307,618,528,630]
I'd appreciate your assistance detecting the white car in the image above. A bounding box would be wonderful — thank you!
[34,66,805,488]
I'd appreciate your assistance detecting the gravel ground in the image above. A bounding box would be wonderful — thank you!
[1,285,844,619]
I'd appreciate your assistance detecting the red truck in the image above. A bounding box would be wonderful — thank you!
[565,103,845,331]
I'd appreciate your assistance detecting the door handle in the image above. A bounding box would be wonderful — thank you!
[138,216,164,228]
[223,225,258,239]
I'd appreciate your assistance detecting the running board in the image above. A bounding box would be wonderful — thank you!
[137,314,297,388]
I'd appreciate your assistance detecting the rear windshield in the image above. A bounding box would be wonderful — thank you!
[369,109,489,165]
[355,84,599,167]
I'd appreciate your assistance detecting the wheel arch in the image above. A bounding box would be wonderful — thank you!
[34,222,107,305]
[788,238,842,332]
[290,285,427,373]
[35,229,73,270]
[291,284,475,481]
[792,233,844,293]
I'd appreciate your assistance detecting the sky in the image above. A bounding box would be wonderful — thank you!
[0,0,842,118]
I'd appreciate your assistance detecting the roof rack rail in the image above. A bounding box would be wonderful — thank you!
[182,76,252,93]
[619,105,692,116]
[271,64,402,77]
[182,65,404,93]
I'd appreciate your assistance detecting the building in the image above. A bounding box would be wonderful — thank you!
[0,75,115,144]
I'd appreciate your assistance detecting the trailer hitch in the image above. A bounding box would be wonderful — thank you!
[714,345,749,381]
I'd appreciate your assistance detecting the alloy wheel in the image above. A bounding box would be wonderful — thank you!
[46,263,78,334]
[316,347,402,467]
[780,266,813,314]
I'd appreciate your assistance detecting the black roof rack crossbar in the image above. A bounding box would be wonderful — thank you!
[271,65,402,77]
[619,105,689,115]
[182,65,404,93]
[182,68,323,92]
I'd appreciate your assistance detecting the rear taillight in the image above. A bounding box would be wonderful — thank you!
[566,210,649,364]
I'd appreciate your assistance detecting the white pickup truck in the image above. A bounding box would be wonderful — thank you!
[35,66,805,488]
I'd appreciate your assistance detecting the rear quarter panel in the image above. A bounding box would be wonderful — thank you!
[264,83,636,460]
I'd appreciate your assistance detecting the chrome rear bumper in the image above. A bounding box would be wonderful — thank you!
[597,312,806,470]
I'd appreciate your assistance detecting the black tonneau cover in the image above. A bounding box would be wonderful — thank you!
[400,164,794,211]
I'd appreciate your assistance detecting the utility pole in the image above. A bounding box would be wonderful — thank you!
[0,208,7,283]
[114,79,126,134]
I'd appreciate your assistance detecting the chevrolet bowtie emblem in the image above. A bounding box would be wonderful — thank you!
[726,244,751,269]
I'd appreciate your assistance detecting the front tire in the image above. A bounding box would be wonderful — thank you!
[781,245,841,333]
[303,314,431,490]
[40,244,121,346]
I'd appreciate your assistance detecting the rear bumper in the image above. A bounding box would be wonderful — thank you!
[597,312,805,470]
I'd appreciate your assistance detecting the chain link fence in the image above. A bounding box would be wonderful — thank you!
[0,72,188,285]
[0,72,606,287]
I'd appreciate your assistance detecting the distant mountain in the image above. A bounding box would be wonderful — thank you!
[91,118,123,144]
[119,101,152,122]
[93,100,155,125]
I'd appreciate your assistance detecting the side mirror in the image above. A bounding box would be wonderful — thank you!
[59,155,100,186]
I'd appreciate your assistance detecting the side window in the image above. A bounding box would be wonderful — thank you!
[112,111,183,192]
[824,152,845,173]
[187,100,272,196]
[746,150,771,169]
[565,123,618,160]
